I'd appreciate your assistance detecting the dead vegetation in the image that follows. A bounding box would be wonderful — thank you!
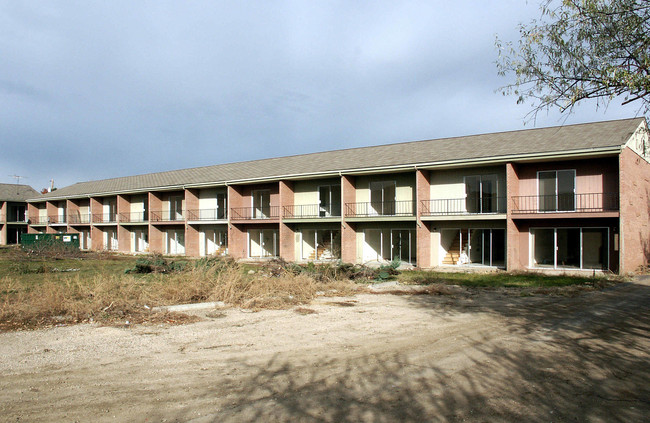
[0,255,361,331]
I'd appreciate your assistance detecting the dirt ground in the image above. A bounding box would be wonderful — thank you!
[1,277,649,423]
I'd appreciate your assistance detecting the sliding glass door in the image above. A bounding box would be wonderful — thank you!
[538,170,575,212]
[532,227,608,270]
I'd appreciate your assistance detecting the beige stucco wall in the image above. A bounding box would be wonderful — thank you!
[198,188,227,209]
[429,166,506,200]
[355,173,414,203]
[130,195,147,213]
[293,178,340,206]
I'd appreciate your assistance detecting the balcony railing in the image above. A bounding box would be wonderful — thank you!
[92,213,118,223]
[511,193,619,214]
[421,197,507,216]
[6,214,28,223]
[186,208,227,221]
[230,206,280,220]
[283,204,341,219]
[150,210,184,222]
[68,214,91,224]
[47,215,67,224]
[345,201,415,217]
[119,211,148,223]
[30,216,49,225]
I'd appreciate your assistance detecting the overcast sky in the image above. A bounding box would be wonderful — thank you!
[0,1,643,191]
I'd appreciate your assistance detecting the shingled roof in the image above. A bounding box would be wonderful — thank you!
[0,184,40,202]
[33,117,644,201]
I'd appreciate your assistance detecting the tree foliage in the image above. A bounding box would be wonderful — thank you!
[497,0,650,118]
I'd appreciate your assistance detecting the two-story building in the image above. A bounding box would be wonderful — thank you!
[0,183,40,245]
[25,118,650,273]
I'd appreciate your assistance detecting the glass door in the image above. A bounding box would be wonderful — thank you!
[253,190,270,219]
[369,182,395,215]
[538,170,575,212]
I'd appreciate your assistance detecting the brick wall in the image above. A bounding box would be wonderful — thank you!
[619,147,650,272]
[506,162,522,271]
[416,169,431,268]
[341,175,356,263]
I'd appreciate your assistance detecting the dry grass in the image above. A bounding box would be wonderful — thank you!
[0,259,360,331]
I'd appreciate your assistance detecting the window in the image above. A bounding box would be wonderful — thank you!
[531,227,608,270]
[318,185,341,217]
[369,181,396,215]
[464,175,498,213]
[538,170,575,212]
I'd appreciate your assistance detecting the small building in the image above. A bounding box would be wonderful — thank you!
[0,183,40,245]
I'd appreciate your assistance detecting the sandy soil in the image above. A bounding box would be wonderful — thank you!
[1,278,649,423]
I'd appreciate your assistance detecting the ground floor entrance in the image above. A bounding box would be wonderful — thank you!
[249,229,278,258]
[298,229,341,261]
[440,228,505,268]
[363,228,416,264]
[200,226,228,257]
[531,227,609,270]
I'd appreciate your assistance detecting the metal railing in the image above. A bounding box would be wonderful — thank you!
[92,213,118,223]
[511,193,619,213]
[150,210,184,222]
[30,216,49,225]
[186,208,227,221]
[230,206,280,220]
[68,214,91,224]
[119,211,148,223]
[47,215,67,224]
[344,200,415,217]
[421,197,506,216]
[5,214,28,223]
[283,204,341,219]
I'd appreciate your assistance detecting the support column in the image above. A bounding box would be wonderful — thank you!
[341,175,357,263]
[185,189,200,257]
[279,180,294,261]
[505,162,522,271]
[148,192,164,253]
[90,197,103,250]
[27,203,39,234]
[416,169,432,268]
[227,186,247,259]
[45,202,57,233]
[0,202,6,245]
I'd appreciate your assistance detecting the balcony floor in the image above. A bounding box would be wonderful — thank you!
[421,213,506,222]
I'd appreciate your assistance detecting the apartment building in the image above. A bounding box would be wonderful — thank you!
[25,118,650,273]
[0,183,39,245]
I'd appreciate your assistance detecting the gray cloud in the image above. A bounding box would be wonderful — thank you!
[0,0,641,191]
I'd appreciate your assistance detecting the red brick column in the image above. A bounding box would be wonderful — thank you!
[0,201,6,244]
[505,162,522,271]
[90,198,103,250]
[279,180,295,261]
[227,186,247,259]
[45,202,57,233]
[415,169,431,268]
[619,147,650,273]
[148,193,164,253]
[341,175,357,263]
[184,189,200,257]
[116,195,130,252]
[66,199,80,229]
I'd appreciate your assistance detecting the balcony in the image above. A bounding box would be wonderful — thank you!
[30,216,49,225]
[345,201,415,218]
[283,204,341,219]
[119,212,148,223]
[48,215,67,225]
[511,193,619,214]
[186,208,228,221]
[150,210,184,222]
[68,214,91,224]
[421,197,507,216]
[5,214,28,223]
[230,206,279,220]
[92,213,118,224]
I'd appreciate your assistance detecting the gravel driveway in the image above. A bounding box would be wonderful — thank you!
[1,277,649,422]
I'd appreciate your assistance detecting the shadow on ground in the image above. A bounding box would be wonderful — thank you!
[158,279,650,422]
